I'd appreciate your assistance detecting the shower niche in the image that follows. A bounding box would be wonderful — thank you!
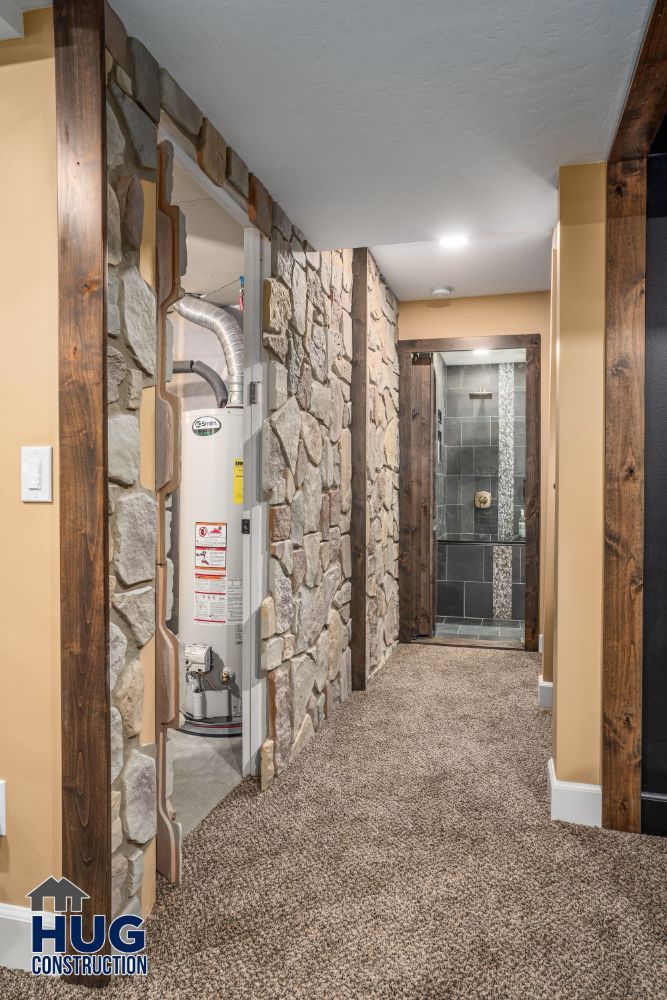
[433,348,527,643]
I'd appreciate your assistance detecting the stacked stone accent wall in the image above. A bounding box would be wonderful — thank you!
[366,253,400,675]
[260,233,354,782]
[105,44,160,919]
[103,7,402,906]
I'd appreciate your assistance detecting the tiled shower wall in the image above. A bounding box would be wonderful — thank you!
[437,542,525,620]
[437,358,526,622]
[441,361,526,540]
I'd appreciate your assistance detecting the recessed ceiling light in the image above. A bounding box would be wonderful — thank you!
[431,285,453,298]
[438,233,469,249]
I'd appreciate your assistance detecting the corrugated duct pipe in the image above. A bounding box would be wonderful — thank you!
[173,294,244,408]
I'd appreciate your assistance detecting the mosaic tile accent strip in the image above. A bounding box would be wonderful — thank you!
[492,544,513,620]
[497,362,515,541]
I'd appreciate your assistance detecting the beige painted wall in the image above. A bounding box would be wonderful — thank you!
[0,8,61,907]
[551,163,606,785]
[399,291,552,632]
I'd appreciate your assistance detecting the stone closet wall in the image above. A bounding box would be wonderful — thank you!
[106,64,158,921]
[260,233,354,782]
[365,253,400,676]
[102,0,401,915]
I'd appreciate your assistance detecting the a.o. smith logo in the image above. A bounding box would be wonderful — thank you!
[192,415,221,436]
[28,876,147,978]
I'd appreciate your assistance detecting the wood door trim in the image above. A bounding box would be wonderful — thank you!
[155,142,182,881]
[350,248,369,690]
[54,0,111,972]
[603,0,667,833]
[397,334,540,652]
[400,334,540,354]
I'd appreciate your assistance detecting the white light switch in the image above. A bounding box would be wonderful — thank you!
[21,446,52,502]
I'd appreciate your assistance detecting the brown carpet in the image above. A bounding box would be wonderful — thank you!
[3,645,666,999]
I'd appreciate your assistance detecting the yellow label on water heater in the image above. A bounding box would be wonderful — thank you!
[233,459,243,504]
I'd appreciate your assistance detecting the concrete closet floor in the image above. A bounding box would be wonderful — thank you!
[169,731,242,837]
[3,645,666,999]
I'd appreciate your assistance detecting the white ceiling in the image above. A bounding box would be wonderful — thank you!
[112,2,648,299]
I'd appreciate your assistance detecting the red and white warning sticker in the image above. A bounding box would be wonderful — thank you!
[194,573,227,623]
[195,521,227,547]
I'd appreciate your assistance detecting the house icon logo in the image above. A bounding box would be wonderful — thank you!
[27,876,89,914]
[26,874,148,979]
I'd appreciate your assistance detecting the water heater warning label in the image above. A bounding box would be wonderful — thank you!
[195,521,227,547]
[195,546,226,569]
[194,574,227,623]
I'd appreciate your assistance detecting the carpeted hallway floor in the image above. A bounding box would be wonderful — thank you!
[3,645,666,999]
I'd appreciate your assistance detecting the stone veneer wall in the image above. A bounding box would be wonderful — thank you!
[105,44,160,919]
[259,234,354,783]
[102,0,402,915]
[365,253,400,676]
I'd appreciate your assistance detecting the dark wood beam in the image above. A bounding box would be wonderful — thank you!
[350,248,368,690]
[602,0,667,833]
[610,0,667,162]
[603,158,646,833]
[54,0,110,973]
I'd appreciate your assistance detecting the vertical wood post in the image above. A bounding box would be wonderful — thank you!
[54,0,110,970]
[350,248,368,690]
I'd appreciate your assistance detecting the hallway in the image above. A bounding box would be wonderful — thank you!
[3,645,666,999]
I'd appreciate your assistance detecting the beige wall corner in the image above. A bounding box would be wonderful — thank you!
[0,8,60,908]
[552,162,606,786]
[398,291,551,635]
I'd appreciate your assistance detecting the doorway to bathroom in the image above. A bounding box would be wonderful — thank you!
[398,335,540,652]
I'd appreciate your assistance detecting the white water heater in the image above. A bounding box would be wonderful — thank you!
[178,405,244,732]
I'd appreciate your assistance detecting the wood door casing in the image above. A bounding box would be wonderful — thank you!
[398,354,436,639]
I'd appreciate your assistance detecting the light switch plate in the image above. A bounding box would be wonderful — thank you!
[0,780,5,836]
[21,446,52,502]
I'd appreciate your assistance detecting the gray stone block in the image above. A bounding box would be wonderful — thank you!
[225,146,249,199]
[128,37,160,122]
[108,412,140,486]
[159,68,203,138]
[120,265,156,375]
[107,346,127,404]
[112,586,155,647]
[110,706,124,783]
[110,81,157,172]
[114,491,157,586]
[121,749,157,844]
[109,622,128,692]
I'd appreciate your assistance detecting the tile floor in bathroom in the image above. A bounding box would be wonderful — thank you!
[435,616,525,644]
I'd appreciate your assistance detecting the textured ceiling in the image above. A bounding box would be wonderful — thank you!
[110,0,651,299]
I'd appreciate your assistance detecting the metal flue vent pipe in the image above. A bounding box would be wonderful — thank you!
[173,294,244,407]
[172,360,228,409]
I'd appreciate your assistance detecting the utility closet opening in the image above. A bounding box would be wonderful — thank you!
[166,161,247,837]
[435,348,527,646]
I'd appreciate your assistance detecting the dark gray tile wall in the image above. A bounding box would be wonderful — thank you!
[442,361,526,542]
[436,540,525,621]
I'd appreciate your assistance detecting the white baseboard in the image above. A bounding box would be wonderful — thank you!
[538,674,553,709]
[0,902,55,971]
[547,758,601,828]
[538,633,544,653]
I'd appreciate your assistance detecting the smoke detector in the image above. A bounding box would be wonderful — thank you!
[431,285,453,298]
